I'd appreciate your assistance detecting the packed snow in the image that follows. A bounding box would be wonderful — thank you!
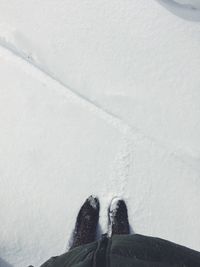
[88,195,99,210]
[0,1,200,266]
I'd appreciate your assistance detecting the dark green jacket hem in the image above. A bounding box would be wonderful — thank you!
[40,234,200,267]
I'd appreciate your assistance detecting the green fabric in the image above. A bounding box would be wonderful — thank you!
[40,241,97,267]
[40,234,200,267]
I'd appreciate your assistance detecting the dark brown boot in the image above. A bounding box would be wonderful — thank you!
[109,197,130,236]
[70,195,100,249]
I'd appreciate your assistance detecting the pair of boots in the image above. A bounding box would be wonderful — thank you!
[71,196,130,249]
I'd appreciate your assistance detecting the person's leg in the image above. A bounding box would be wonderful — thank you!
[108,197,130,235]
[70,195,100,249]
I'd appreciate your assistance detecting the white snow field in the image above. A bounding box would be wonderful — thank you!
[0,1,200,266]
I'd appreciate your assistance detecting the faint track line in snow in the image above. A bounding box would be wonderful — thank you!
[0,34,143,143]
[0,37,199,172]
[0,35,154,144]
[0,37,133,137]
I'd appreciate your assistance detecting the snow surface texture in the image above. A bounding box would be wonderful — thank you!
[0,1,200,266]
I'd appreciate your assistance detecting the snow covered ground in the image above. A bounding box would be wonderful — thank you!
[0,1,200,266]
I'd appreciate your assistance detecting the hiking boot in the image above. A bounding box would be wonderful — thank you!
[108,197,130,236]
[70,195,100,249]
